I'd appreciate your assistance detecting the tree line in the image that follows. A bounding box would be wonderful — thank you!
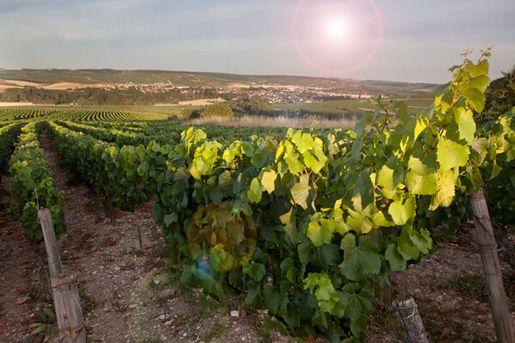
[0,86,224,106]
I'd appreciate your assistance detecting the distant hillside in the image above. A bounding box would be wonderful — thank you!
[485,68,515,113]
[429,82,450,96]
[0,68,438,96]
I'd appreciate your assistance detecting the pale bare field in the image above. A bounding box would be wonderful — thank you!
[43,82,105,90]
[228,82,252,88]
[189,114,357,129]
[228,82,302,90]
[0,79,42,87]
[154,98,226,106]
[0,79,115,91]
[0,101,36,106]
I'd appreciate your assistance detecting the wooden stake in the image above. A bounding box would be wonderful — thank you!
[38,209,86,343]
[381,286,392,307]
[137,226,143,251]
[51,274,86,343]
[393,298,428,343]
[470,188,514,343]
[104,197,114,224]
[38,209,63,277]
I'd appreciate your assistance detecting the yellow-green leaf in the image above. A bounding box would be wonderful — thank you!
[261,169,277,194]
[291,174,310,209]
[405,171,437,195]
[408,156,432,175]
[429,169,457,210]
[372,211,395,227]
[247,177,263,203]
[279,208,298,243]
[376,165,396,199]
[454,108,476,144]
[388,196,415,225]
[465,59,489,77]
[307,220,333,247]
[414,117,428,142]
[437,138,469,171]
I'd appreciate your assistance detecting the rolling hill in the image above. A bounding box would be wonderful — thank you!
[0,68,438,96]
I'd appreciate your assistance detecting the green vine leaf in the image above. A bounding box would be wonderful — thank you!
[339,233,381,281]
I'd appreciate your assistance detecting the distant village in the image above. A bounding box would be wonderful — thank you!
[111,81,374,104]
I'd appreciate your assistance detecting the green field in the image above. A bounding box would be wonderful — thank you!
[0,96,435,122]
[0,106,169,121]
[270,97,434,115]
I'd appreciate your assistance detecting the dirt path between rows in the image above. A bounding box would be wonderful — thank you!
[388,236,515,342]
[39,133,166,343]
[0,174,47,342]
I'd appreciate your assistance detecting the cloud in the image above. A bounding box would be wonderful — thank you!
[0,0,513,82]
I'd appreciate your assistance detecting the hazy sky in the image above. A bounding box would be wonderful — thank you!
[0,0,514,83]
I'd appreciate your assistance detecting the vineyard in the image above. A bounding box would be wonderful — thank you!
[0,55,513,343]
[0,107,166,121]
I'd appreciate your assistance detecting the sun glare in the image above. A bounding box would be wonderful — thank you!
[325,17,348,41]
[292,0,383,74]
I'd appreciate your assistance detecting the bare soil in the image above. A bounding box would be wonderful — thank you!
[0,174,51,342]
[42,82,110,91]
[0,79,112,91]
[0,79,42,88]
[154,98,226,107]
[0,133,512,343]
[388,234,515,342]
[0,102,36,107]
[127,269,273,343]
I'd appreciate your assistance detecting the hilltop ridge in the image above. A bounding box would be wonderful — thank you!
[0,68,438,96]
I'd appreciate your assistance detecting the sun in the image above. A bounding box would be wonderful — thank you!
[325,17,348,41]
[291,0,383,74]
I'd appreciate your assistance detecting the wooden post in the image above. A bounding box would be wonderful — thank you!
[38,209,86,343]
[137,226,143,251]
[381,286,392,307]
[51,274,86,343]
[38,208,63,277]
[470,189,514,343]
[393,298,428,343]
[104,197,114,224]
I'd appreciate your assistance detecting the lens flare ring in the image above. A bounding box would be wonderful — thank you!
[291,0,383,75]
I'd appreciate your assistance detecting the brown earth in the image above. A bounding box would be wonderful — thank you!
[153,98,226,107]
[0,173,50,342]
[0,102,36,106]
[0,79,42,88]
[42,82,111,90]
[387,235,515,342]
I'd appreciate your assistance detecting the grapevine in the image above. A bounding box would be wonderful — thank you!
[9,122,65,240]
[147,52,503,341]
